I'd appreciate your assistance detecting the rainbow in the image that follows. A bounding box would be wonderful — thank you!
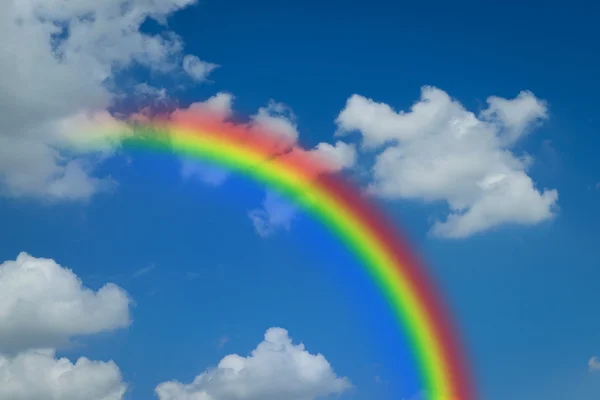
[90,112,474,400]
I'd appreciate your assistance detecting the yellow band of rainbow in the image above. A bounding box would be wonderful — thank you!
[88,113,474,400]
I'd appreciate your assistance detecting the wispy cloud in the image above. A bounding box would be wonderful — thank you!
[589,356,600,372]
[133,264,156,278]
[216,336,229,349]
[248,191,297,237]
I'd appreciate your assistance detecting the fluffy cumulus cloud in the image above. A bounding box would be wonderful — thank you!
[0,253,131,355]
[0,253,131,400]
[0,349,126,400]
[336,86,558,238]
[185,92,236,121]
[308,141,357,172]
[0,0,214,200]
[183,55,219,82]
[249,100,300,147]
[155,327,351,400]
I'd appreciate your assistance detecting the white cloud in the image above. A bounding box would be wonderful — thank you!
[174,96,294,186]
[171,92,235,124]
[50,111,132,155]
[182,162,230,186]
[0,349,126,400]
[0,253,130,399]
[480,90,549,145]
[173,92,235,184]
[250,100,299,147]
[183,55,219,82]
[308,141,357,172]
[249,192,297,237]
[0,253,131,355]
[176,95,355,183]
[336,92,436,148]
[589,356,600,372]
[194,93,236,120]
[171,96,356,236]
[335,86,558,238]
[175,97,298,146]
[155,327,351,400]
[246,141,357,236]
[216,336,230,349]
[244,101,356,237]
[0,0,206,200]
[134,83,168,102]
[132,264,156,278]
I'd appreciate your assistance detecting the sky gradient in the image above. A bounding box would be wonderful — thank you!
[0,1,599,399]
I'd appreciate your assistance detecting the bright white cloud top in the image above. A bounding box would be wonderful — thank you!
[0,253,131,355]
[155,327,352,400]
[0,0,212,199]
[0,0,558,241]
[0,253,130,400]
[0,349,126,400]
[336,86,558,238]
[0,253,348,400]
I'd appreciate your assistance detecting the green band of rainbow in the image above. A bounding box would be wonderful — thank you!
[91,114,473,400]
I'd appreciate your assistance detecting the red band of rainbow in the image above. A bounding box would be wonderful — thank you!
[87,113,474,400]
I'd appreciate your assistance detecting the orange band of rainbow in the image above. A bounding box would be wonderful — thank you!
[87,113,474,400]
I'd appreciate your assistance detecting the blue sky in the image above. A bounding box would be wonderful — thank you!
[1,1,599,400]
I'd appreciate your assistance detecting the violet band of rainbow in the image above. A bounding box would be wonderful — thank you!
[90,115,474,400]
